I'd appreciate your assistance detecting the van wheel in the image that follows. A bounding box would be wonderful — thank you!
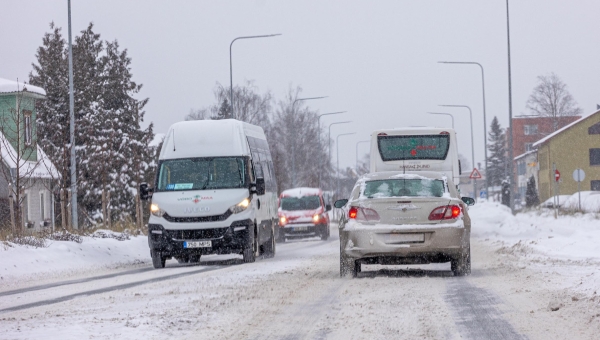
[264,228,276,258]
[151,251,166,269]
[243,226,257,263]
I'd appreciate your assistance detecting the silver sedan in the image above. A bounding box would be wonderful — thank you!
[334,171,475,278]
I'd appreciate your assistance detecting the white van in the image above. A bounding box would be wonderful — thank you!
[140,119,279,268]
[370,127,461,184]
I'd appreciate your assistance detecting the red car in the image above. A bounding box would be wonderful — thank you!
[277,187,331,242]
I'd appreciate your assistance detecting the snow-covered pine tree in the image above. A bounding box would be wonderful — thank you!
[31,23,153,228]
[487,116,507,188]
[525,175,540,208]
[29,23,71,228]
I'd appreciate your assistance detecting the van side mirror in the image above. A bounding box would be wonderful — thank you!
[253,178,266,196]
[325,204,332,212]
[140,182,153,201]
[461,197,475,206]
[334,199,348,209]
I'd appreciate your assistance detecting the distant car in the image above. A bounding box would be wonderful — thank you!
[335,171,474,277]
[278,188,331,242]
[540,195,571,209]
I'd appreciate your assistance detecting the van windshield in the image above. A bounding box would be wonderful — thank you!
[377,135,450,161]
[156,157,246,191]
[280,196,321,211]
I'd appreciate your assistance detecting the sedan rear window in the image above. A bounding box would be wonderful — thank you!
[363,179,445,198]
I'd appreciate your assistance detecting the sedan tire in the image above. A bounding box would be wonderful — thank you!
[451,245,471,276]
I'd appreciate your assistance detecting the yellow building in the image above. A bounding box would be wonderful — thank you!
[534,110,600,202]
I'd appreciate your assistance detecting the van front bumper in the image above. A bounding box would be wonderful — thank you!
[148,219,252,257]
[280,223,328,239]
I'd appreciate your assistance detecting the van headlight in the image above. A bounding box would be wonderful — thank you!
[229,198,250,214]
[150,203,165,217]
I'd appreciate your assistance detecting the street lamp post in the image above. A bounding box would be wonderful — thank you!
[506,0,516,213]
[440,104,476,198]
[229,34,281,119]
[290,96,327,187]
[67,0,78,229]
[438,61,489,200]
[336,132,355,199]
[318,111,346,188]
[355,140,370,172]
[427,112,454,129]
[328,121,352,192]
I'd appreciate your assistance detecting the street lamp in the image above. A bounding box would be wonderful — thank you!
[67,0,78,229]
[229,34,281,119]
[438,61,489,199]
[440,104,476,198]
[290,96,328,187]
[336,132,355,198]
[427,112,454,129]
[506,0,516,213]
[318,111,346,188]
[328,121,352,191]
[355,140,370,172]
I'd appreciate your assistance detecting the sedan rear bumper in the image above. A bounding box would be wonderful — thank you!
[341,223,469,260]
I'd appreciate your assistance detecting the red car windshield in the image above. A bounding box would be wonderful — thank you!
[280,196,321,211]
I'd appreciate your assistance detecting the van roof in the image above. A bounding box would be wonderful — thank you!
[159,119,265,160]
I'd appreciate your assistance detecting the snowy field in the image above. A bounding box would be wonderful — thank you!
[1,203,600,339]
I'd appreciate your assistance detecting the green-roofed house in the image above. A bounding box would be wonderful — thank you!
[0,78,59,231]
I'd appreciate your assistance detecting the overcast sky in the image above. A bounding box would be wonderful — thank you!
[2,0,599,171]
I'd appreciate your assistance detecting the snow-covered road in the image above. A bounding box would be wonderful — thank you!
[2,219,600,340]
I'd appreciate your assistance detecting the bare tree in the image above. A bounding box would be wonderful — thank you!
[526,73,582,131]
[185,108,210,121]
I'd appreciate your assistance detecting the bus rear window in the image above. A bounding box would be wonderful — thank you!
[377,135,450,161]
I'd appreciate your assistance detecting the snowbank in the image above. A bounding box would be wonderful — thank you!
[1,234,148,282]
[470,201,600,261]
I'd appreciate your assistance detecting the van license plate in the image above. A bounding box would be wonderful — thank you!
[184,241,211,248]
[293,226,308,232]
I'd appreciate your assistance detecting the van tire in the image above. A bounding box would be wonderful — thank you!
[151,251,166,269]
[243,226,257,263]
[264,228,276,258]
[276,230,286,243]
[321,225,329,241]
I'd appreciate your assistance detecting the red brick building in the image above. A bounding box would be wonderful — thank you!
[511,115,581,157]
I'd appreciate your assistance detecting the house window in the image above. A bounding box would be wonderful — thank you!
[24,110,32,145]
[592,180,600,191]
[524,125,538,135]
[525,143,534,152]
[590,148,600,166]
[589,122,600,135]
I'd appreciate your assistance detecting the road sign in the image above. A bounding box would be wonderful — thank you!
[554,169,561,182]
[572,169,585,182]
[469,168,482,179]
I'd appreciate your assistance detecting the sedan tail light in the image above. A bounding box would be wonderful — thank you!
[428,205,461,220]
[348,206,381,222]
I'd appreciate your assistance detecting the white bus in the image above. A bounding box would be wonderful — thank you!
[370,127,461,184]
[140,119,279,268]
